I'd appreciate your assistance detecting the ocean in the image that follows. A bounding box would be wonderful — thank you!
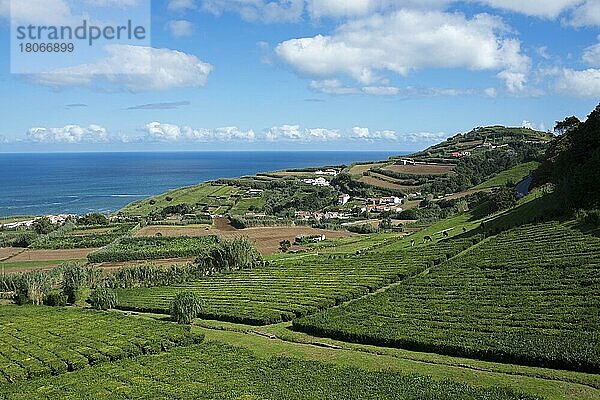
[0,151,399,217]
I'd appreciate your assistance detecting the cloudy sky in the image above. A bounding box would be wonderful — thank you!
[0,0,599,152]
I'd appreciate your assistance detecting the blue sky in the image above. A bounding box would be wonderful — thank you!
[0,0,599,152]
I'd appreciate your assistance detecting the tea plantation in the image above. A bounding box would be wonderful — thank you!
[115,237,477,324]
[294,222,600,372]
[0,306,203,383]
[0,342,539,400]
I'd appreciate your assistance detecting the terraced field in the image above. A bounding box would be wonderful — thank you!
[118,183,240,217]
[0,306,203,382]
[116,237,477,324]
[294,222,600,372]
[0,342,537,400]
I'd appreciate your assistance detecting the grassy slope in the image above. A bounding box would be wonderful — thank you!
[118,183,239,217]
[475,161,540,189]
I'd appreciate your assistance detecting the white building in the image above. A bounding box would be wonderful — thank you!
[338,194,350,205]
[315,169,338,176]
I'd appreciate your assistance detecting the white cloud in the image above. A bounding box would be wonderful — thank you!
[266,125,302,141]
[145,123,255,142]
[266,125,340,141]
[362,86,400,96]
[477,0,582,19]
[402,131,450,143]
[214,126,256,141]
[167,19,194,37]
[3,0,72,24]
[350,127,398,140]
[201,0,304,23]
[567,1,600,26]
[30,45,213,91]
[583,37,600,67]
[305,128,341,140]
[27,124,109,143]
[145,122,182,141]
[484,87,498,97]
[309,79,360,94]
[522,120,547,131]
[554,68,600,98]
[276,10,530,93]
[168,0,197,11]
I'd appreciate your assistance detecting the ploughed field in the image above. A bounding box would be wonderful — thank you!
[0,306,203,383]
[294,222,600,372]
[115,237,477,325]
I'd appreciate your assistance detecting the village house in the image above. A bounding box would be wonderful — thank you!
[338,194,351,205]
[247,189,264,196]
[451,151,472,158]
[366,196,403,206]
[399,159,416,165]
[303,177,330,187]
[315,169,338,176]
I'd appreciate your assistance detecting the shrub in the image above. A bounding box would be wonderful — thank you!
[44,290,68,306]
[196,237,263,273]
[89,287,118,310]
[62,264,101,305]
[171,292,204,324]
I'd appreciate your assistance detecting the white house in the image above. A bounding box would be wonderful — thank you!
[303,177,330,186]
[338,194,350,205]
[315,169,338,176]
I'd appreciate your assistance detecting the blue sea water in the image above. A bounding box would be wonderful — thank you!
[0,151,399,217]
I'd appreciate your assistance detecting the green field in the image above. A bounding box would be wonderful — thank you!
[115,237,477,324]
[475,162,540,189]
[294,222,600,372]
[0,341,539,400]
[118,184,240,217]
[0,306,203,382]
[0,259,73,270]
[31,223,136,250]
[88,235,219,263]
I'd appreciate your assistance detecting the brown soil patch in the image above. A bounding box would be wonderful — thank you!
[348,162,387,176]
[0,248,24,261]
[383,164,454,175]
[9,248,96,262]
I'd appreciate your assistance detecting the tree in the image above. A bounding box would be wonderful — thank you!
[171,292,203,324]
[279,240,291,253]
[487,187,518,214]
[32,217,55,235]
[78,213,108,225]
[61,264,101,305]
[89,287,117,310]
[554,116,581,135]
[196,237,262,273]
[379,218,393,230]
